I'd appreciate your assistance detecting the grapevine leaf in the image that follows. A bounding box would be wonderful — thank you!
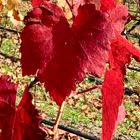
[0,76,46,140]
[21,1,67,77]
[20,22,53,76]
[65,0,101,16]
[21,1,114,105]
[31,0,43,7]
[13,86,46,140]
[102,69,125,140]
[102,31,140,140]
[110,31,140,70]
[110,4,128,32]
[0,75,17,140]
[100,0,116,11]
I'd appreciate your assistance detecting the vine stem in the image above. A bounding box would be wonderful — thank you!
[53,101,65,140]
[77,85,102,95]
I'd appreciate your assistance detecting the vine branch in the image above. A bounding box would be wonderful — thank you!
[0,26,20,34]
[77,85,102,95]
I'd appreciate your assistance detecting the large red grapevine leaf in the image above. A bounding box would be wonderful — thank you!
[21,2,85,105]
[21,1,114,105]
[0,75,17,140]
[102,69,125,140]
[72,4,114,77]
[0,77,46,140]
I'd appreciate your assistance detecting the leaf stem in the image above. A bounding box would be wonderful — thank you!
[53,101,65,139]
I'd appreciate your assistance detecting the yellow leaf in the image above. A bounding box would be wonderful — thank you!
[57,0,72,20]
[7,0,21,10]
[0,0,4,12]
[6,0,23,23]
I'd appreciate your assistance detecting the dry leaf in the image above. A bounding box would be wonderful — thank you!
[7,0,21,10]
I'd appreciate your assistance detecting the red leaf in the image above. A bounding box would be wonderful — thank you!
[65,0,101,16]
[102,31,140,140]
[31,0,43,8]
[0,77,46,140]
[13,86,46,140]
[100,0,116,12]
[21,2,114,105]
[0,75,17,140]
[110,32,140,71]
[109,4,128,32]
[20,23,53,76]
[102,69,125,140]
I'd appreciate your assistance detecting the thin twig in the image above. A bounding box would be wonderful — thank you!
[127,20,140,33]
[77,85,102,95]
[127,66,140,72]
[125,32,140,39]
[0,26,20,33]
[0,17,8,47]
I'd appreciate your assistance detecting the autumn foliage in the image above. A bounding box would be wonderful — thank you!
[0,0,140,140]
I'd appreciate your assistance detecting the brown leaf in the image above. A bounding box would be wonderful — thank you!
[133,86,140,95]
[13,9,21,20]
[81,105,89,111]
[0,3,3,12]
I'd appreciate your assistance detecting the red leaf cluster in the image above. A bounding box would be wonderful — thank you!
[20,0,140,140]
[0,76,46,140]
